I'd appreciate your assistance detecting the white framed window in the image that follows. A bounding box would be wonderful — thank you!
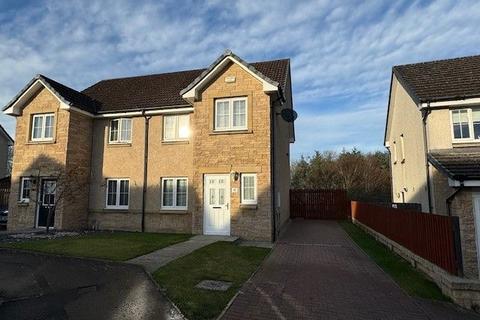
[214,97,247,131]
[109,118,132,144]
[451,108,480,142]
[31,113,54,141]
[241,173,257,205]
[19,177,33,202]
[163,114,190,141]
[161,177,188,210]
[106,179,129,209]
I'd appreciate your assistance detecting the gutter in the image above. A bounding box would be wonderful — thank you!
[421,103,433,213]
[141,110,152,232]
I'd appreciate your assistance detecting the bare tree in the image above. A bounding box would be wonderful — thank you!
[291,148,391,203]
[32,168,88,234]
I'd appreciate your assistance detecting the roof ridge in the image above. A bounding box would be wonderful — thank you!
[393,53,480,69]
[82,57,290,92]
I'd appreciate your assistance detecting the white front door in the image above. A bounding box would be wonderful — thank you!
[204,174,230,235]
[474,193,480,278]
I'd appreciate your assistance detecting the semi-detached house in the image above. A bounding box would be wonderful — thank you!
[3,50,295,241]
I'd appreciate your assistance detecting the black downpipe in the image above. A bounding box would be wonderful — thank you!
[446,181,464,216]
[421,104,433,213]
[270,100,276,242]
[446,182,465,276]
[141,111,151,232]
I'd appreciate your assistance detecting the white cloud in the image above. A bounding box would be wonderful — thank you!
[1,0,480,159]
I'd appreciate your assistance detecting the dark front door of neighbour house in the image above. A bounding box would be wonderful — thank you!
[37,179,56,227]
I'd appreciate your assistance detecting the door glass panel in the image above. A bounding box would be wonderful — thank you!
[43,181,56,206]
[219,188,225,205]
[209,188,216,205]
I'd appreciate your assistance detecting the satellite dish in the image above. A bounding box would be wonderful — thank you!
[280,108,298,122]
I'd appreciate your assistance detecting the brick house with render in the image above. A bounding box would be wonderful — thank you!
[2,50,295,241]
[385,55,480,278]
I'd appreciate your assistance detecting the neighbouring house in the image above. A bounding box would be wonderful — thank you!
[2,50,295,241]
[0,124,14,178]
[385,54,480,278]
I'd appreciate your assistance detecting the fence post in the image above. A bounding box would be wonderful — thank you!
[451,216,464,277]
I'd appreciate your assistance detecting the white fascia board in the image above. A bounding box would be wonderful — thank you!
[420,97,480,109]
[181,56,278,101]
[94,106,194,118]
[3,80,44,115]
[448,178,480,187]
[3,78,95,118]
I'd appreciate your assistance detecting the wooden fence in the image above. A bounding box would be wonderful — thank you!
[290,189,349,219]
[351,201,461,275]
[0,176,10,211]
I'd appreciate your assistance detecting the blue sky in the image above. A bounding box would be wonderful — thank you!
[1,0,480,159]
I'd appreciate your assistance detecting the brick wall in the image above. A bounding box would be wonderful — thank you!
[451,189,480,279]
[191,61,273,241]
[7,87,92,230]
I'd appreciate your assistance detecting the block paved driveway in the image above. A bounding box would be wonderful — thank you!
[0,249,183,320]
[222,220,480,320]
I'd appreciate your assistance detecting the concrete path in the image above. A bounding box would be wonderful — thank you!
[128,235,238,273]
[0,249,183,320]
[221,220,480,320]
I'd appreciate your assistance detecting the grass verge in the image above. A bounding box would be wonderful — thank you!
[153,241,270,320]
[1,232,192,261]
[339,221,448,301]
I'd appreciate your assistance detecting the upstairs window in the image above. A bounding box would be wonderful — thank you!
[109,118,132,144]
[451,108,480,141]
[163,114,190,141]
[106,179,129,209]
[31,113,54,141]
[214,97,247,131]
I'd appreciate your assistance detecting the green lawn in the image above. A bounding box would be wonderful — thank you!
[153,241,270,320]
[1,232,192,261]
[339,221,448,301]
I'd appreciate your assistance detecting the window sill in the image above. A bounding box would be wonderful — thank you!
[103,208,129,213]
[158,210,189,215]
[453,140,480,147]
[17,201,29,207]
[240,204,258,210]
[162,140,190,145]
[210,130,252,136]
[27,140,55,145]
[107,142,132,147]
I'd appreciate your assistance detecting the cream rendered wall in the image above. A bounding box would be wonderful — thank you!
[0,133,11,178]
[387,75,430,211]
[427,108,453,150]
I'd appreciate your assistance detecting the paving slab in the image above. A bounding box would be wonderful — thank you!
[221,220,480,320]
[128,235,238,273]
